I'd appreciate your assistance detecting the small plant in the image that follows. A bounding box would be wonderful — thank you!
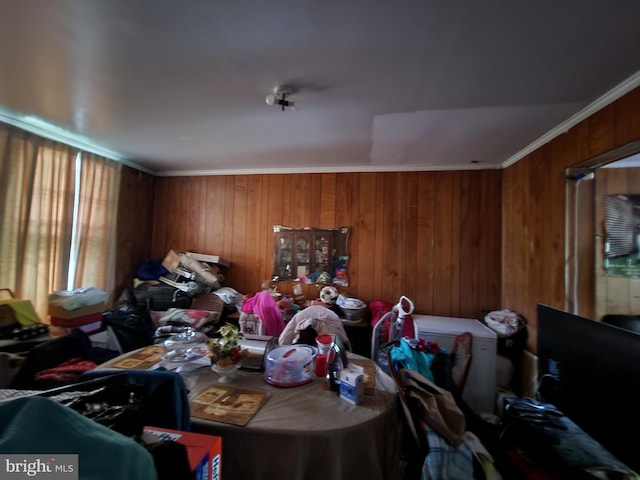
[207,323,249,367]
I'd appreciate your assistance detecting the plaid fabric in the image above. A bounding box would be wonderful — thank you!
[422,428,473,480]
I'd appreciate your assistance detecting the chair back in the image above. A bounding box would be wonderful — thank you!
[450,332,473,395]
[371,310,396,360]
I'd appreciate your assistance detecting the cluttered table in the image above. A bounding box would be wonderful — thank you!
[99,347,401,480]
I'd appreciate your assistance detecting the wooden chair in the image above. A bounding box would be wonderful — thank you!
[449,332,472,395]
[385,350,430,480]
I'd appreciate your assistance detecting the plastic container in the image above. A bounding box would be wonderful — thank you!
[162,327,209,363]
[264,345,317,387]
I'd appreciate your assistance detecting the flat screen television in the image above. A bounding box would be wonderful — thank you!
[537,304,640,472]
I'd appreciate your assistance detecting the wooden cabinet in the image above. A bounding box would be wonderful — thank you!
[272,226,350,285]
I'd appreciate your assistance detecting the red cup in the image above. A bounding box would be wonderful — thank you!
[316,334,333,356]
[316,334,333,346]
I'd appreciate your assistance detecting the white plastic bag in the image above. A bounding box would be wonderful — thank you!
[484,309,524,337]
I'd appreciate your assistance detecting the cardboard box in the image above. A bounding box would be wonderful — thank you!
[48,301,106,320]
[143,427,222,480]
[339,364,364,405]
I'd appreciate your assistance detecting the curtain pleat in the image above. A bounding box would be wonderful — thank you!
[0,127,38,290]
[73,151,121,301]
[25,140,77,317]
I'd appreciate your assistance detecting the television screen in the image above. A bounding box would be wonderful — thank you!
[537,304,640,472]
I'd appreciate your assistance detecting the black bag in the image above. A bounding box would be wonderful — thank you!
[59,382,146,437]
[130,284,192,311]
[102,308,154,353]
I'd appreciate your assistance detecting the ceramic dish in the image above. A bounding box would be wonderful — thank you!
[160,346,209,363]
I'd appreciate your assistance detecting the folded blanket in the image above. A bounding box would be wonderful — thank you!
[278,305,350,348]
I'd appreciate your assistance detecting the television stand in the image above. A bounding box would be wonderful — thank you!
[499,397,637,479]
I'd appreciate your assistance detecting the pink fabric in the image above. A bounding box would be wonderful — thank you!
[370,299,415,341]
[242,291,285,337]
[369,300,393,329]
[241,295,255,313]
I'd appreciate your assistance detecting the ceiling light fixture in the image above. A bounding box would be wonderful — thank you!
[265,85,295,111]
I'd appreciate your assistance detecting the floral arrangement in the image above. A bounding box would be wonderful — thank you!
[207,323,249,367]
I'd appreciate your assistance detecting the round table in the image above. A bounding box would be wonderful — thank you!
[181,353,401,480]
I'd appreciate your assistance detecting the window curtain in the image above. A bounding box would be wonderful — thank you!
[0,126,77,319]
[72,151,121,297]
[0,123,121,322]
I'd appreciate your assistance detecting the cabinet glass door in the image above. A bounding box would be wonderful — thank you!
[313,235,330,274]
[295,235,310,277]
[272,226,351,285]
[274,233,293,280]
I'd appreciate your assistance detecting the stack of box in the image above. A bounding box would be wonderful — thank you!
[160,249,230,294]
[48,287,108,330]
[48,301,106,329]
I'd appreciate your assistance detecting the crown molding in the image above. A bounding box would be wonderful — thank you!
[502,69,640,169]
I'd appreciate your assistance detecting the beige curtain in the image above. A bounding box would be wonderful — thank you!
[0,125,77,320]
[73,151,121,299]
[0,123,121,322]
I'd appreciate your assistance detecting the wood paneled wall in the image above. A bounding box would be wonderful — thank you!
[114,165,155,302]
[149,171,503,320]
[503,86,640,351]
[115,86,640,355]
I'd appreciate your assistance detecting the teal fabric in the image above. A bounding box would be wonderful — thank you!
[389,340,436,382]
[0,396,157,480]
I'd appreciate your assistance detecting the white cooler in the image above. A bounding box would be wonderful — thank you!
[412,314,497,415]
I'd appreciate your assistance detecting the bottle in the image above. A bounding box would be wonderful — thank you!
[315,353,327,378]
[327,361,341,392]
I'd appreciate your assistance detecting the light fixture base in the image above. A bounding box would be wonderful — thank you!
[266,85,296,111]
[274,85,294,96]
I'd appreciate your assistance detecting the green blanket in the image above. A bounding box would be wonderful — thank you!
[0,396,157,480]
[3,299,41,326]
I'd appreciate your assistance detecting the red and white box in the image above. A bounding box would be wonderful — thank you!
[48,301,106,328]
[143,426,222,480]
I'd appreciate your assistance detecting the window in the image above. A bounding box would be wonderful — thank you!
[0,124,120,320]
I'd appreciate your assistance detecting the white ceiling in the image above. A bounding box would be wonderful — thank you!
[1,1,640,176]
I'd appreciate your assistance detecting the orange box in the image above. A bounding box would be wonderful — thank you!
[143,426,222,480]
[48,301,106,320]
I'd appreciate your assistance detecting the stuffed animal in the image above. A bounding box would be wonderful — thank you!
[319,286,339,305]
